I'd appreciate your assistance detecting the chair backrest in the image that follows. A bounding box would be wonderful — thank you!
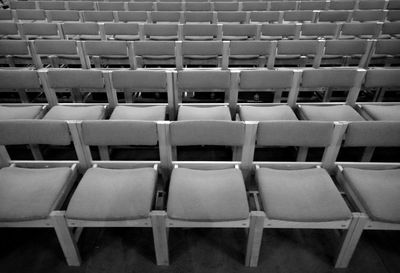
[340,22,381,38]
[21,22,61,39]
[260,23,300,39]
[329,0,356,10]
[142,23,179,40]
[15,9,46,21]
[324,39,373,68]
[0,40,31,67]
[0,69,41,91]
[150,11,181,23]
[0,22,19,37]
[156,2,183,11]
[387,10,400,22]
[373,40,400,58]
[249,11,281,23]
[185,2,212,11]
[98,2,125,11]
[82,11,115,22]
[276,40,325,68]
[381,22,400,36]
[182,23,220,40]
[242,2,268,11]
[0,10,13,21]
[117,11,148,22]
[38,1,66,11]
[222,24,259,40]
[46,10,81,22]
[217,11,247,23]
[358,0,386,10]
[301,23,339,39]
[317,11,351,22]
[213,2,239,11]
[183,11,214,23]
[177,70,230,92]
[127,2,154,11]
[103,22,140,37]
[229,40,276,67]
[363,68,400,88]
[352,10,386,22]
[299,1,328,10]
[270,1,297,11]
[10,1,36,9]
[283,11,315,23]
[67,1,95,11]
[133,40,176,58]
[62,22,100,38]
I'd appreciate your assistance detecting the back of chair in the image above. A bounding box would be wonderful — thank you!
[364,68,400,88]
[344,121,400,147]
[239,70,294,90]
[117,11,148,22]
[0,70,41,90]
[0,40,30,65]
[133,40,176,56]
[177,70,230,91]
[82,11,115,22]
[46,69,104,89]
[62,22,100,36]
[111,70,168,91]
[301,68,360,88]
[83,41,128,56]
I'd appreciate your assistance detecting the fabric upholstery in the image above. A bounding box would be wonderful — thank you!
[302,69,359,88]
[0,70,41,89]
[167,168,249,221]
[112,70,167,89]
[110,105,166,121]
[66,167,156,220]
[47,69,104,89]
[362,105,400,121]
[240,105,298,121]
[43,106,104,120]
[344,121,400,147]
[301,105,365,121]
[0,167,72,221]
[240,70,293,89]
[0,106,42,120]
[364,69,400,88]
[178,106,231,121]
[177,70,230,90]
[343,167,400,223]
[257,167,352,222]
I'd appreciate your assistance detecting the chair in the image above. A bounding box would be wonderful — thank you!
[260,23,300,40]
[339,22,382,39]
[62,22,102,40]
[0,10,13,21]
[185,2,212,12]
[116,11,148,23]
[387,10,400,22]
[249,120,362,268]
[102,22,140,41]
[273,40,325,68]
[217,11,247,23]
[249,11,281,24]
[38,1,66,11]
[298,1,328,11]
[81,11,115,23]
[367,40,400,67]
[109,69,173,118]
[155,2,183,11]
[270,1,297,11]
[132,40,177,68]
[358,104,400,121]
[329,0,356,10]
[222,24,259,40]
[0,40,34,67]
[317,11,351,23]
[358,0,387,10]
[352,10,387,22]
[181,23,221,40]
[29,40,86,68]
[242,2,268,12]
[228,40,276,68]
[283,11,316,23]
[230,69,301,119]
[300,23,340,39]
[149,11,182,23]
[54,120,170,266]
[362,68,400,102]
[183,11,215,23]
[213,2,239,11]
[10,0,36,9]
[0,120,80,266]
[97,1,126,11]
[46,10,81,23]
[0,22,21,40]
[321,39,374,68]
[81,41,134,69]
[127,2,154,12]
[13,9,46,22]
[387,0,400,10]
[66,1,95,11]
[0,69,43,103]
[142,23,179,40]
[176,40,229,69]
[380,22,400,39]
[0,104,46,120]
[20,22,63,40]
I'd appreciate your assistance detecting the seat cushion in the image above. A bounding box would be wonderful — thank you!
[0,167,72,222]
[66,167,157,220]
[256,167,352,222]
[167,168,249,221]
[343,167,400,223]
[0,106,42,120]
[43,105,105,120]
[362,105,400,121]
[178,106,231,121]
[301,105,364,121]
[110,105,166,121]
[240,105,298,121]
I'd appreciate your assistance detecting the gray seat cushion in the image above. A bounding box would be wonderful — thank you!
[66,167,157,221]
[178,106,231,121]
[362,105,400,121]
[167,168,249,221]
[343,167,400,223]
[301,105,364,121]
[43,105,105,120]
[110,105,166,121]
[0,106,42,120]
[0,167,72,222]
[256,167,352,222]
[240,105,298,121]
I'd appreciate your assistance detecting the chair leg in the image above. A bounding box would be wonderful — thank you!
[50,211,81,266]
[335,213,368,268]
[245,211,265,267]
[150,211,169,266]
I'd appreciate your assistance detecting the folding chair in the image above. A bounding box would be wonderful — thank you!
[20,22,63,40]
[273,40,325,68]
[127,2,154,11]
[379,22,400,39]
[217,11,247,23]
[367,40,400,68]
[142,23,179,40]
[300,22,340,39]
[155,2,183,11]
[0,22,21,40]
[352,10,387,22]
[185,2,212,11]
[317,11,351,23]
[81,11,115,23]
[66,1,95,11]
[103,22,140,41]
[97,1,126,11]
[29,40,86,68]
[62,22,102,40]
[260,23,300,40]
[0,69,43,103]
[228,40,276,68]
[181,23,221,40]
[132,40,177,68]
[0,40,34,68]
[361,68,400,102]
[283,11,316,23]
[321,39,374,68]
[116,11,148,23]
[248,120,363,268]
[249,11,281,24]
[0,120,80,266]
[176,40,229,69]
[329,0,357,10]
[149,11,182,23]
[338,22,382,39]
[213,2,239,11]
[109,69,173,118]
[46,10,81,23]
[270,1,297,11]
[222,23,259,40]
[38,1,66,11]
[13,9,46,22]
[230,69,301,119]
[358,0,387,10]
[155,120,262,266]
[54,120,169,266]
[182,11,215,23]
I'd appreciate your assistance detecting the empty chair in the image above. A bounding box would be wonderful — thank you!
[183,11,215,23]
[38,1,66,11]
[185,2,212,11]
[329,0,356,10]
[103,23,140,41]
[242,2,268,12]
[222,24,259,40]
[97,2,126,11]
[82,11,115,23]
[0,40,33,67]
[213,2,239,11]
[217,11,247,23]
[228,41,276,68]
[260,23,300,40]
[20,22,63,40]
[249,11,281,24]
[14,9,46,22]
[273,40,325,68]
[142,23,179,40]
[322,39,373,68]
[298,1,328,10]
[109,70,173,118]
[362,68,400,102]
[30,40,86,68]
[0,69,43,103]
[127,2,154,11]
[339,22,381,39]
[283,11,316,23]
[156,2,183,11]
[176,41,229,69]
[358,0,387,10]
[182,23,220,40]
[367,40,400,67]
[270,1,297,11]
[0,22,21,40]
[46,10,81,23]
[116,11,148,23]
[67,1,95,11]
[62,22,102,40]
[300,23,340,39]
[133,41,177,68]
[149,11,181,23]
[352,10,387,22]
[380,22,400,39]
[317,11,351,23]
[81,41,133,69]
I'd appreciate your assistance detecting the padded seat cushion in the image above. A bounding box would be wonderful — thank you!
[256,167,352,222]
[343,167,400,223]
[240,105,298,121]
[178,106,231,121]
[167,168,249,221]
[301,105,364,121]
[66,167,157,220]
[362,105,400,121]
[0,167,72,221]
[43,105,104,120]
[110,105,166,121]
[0,106,42,120]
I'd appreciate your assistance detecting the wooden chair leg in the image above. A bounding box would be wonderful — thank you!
[361,147,375,162]
[335,213,368,268]
[296,147,308,161]
[50,211,81,266]
[29,144,43,160]
[150,211,169,266]
[245,211,265,267]
[98,146,110,161]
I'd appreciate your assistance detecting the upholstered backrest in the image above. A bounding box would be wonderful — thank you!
[364,69,400,88]
[302,68,359,88]
[0,40,29,55]
[344,122,400,147]
[239,70,294,89]
[111,70,167,90]
[83,41,128,56]
[177,70,230,90]
[34,40,77,55]
[0,70,41,89]
[230,41,272,55]
[182,41,223,55]
[47,69,104,89]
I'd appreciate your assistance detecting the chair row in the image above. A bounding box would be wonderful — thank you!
[8,0,399,12]
[1,39,399,70]
[0,118,399,268]
[3,8,400,23]
[1,68,399,119]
